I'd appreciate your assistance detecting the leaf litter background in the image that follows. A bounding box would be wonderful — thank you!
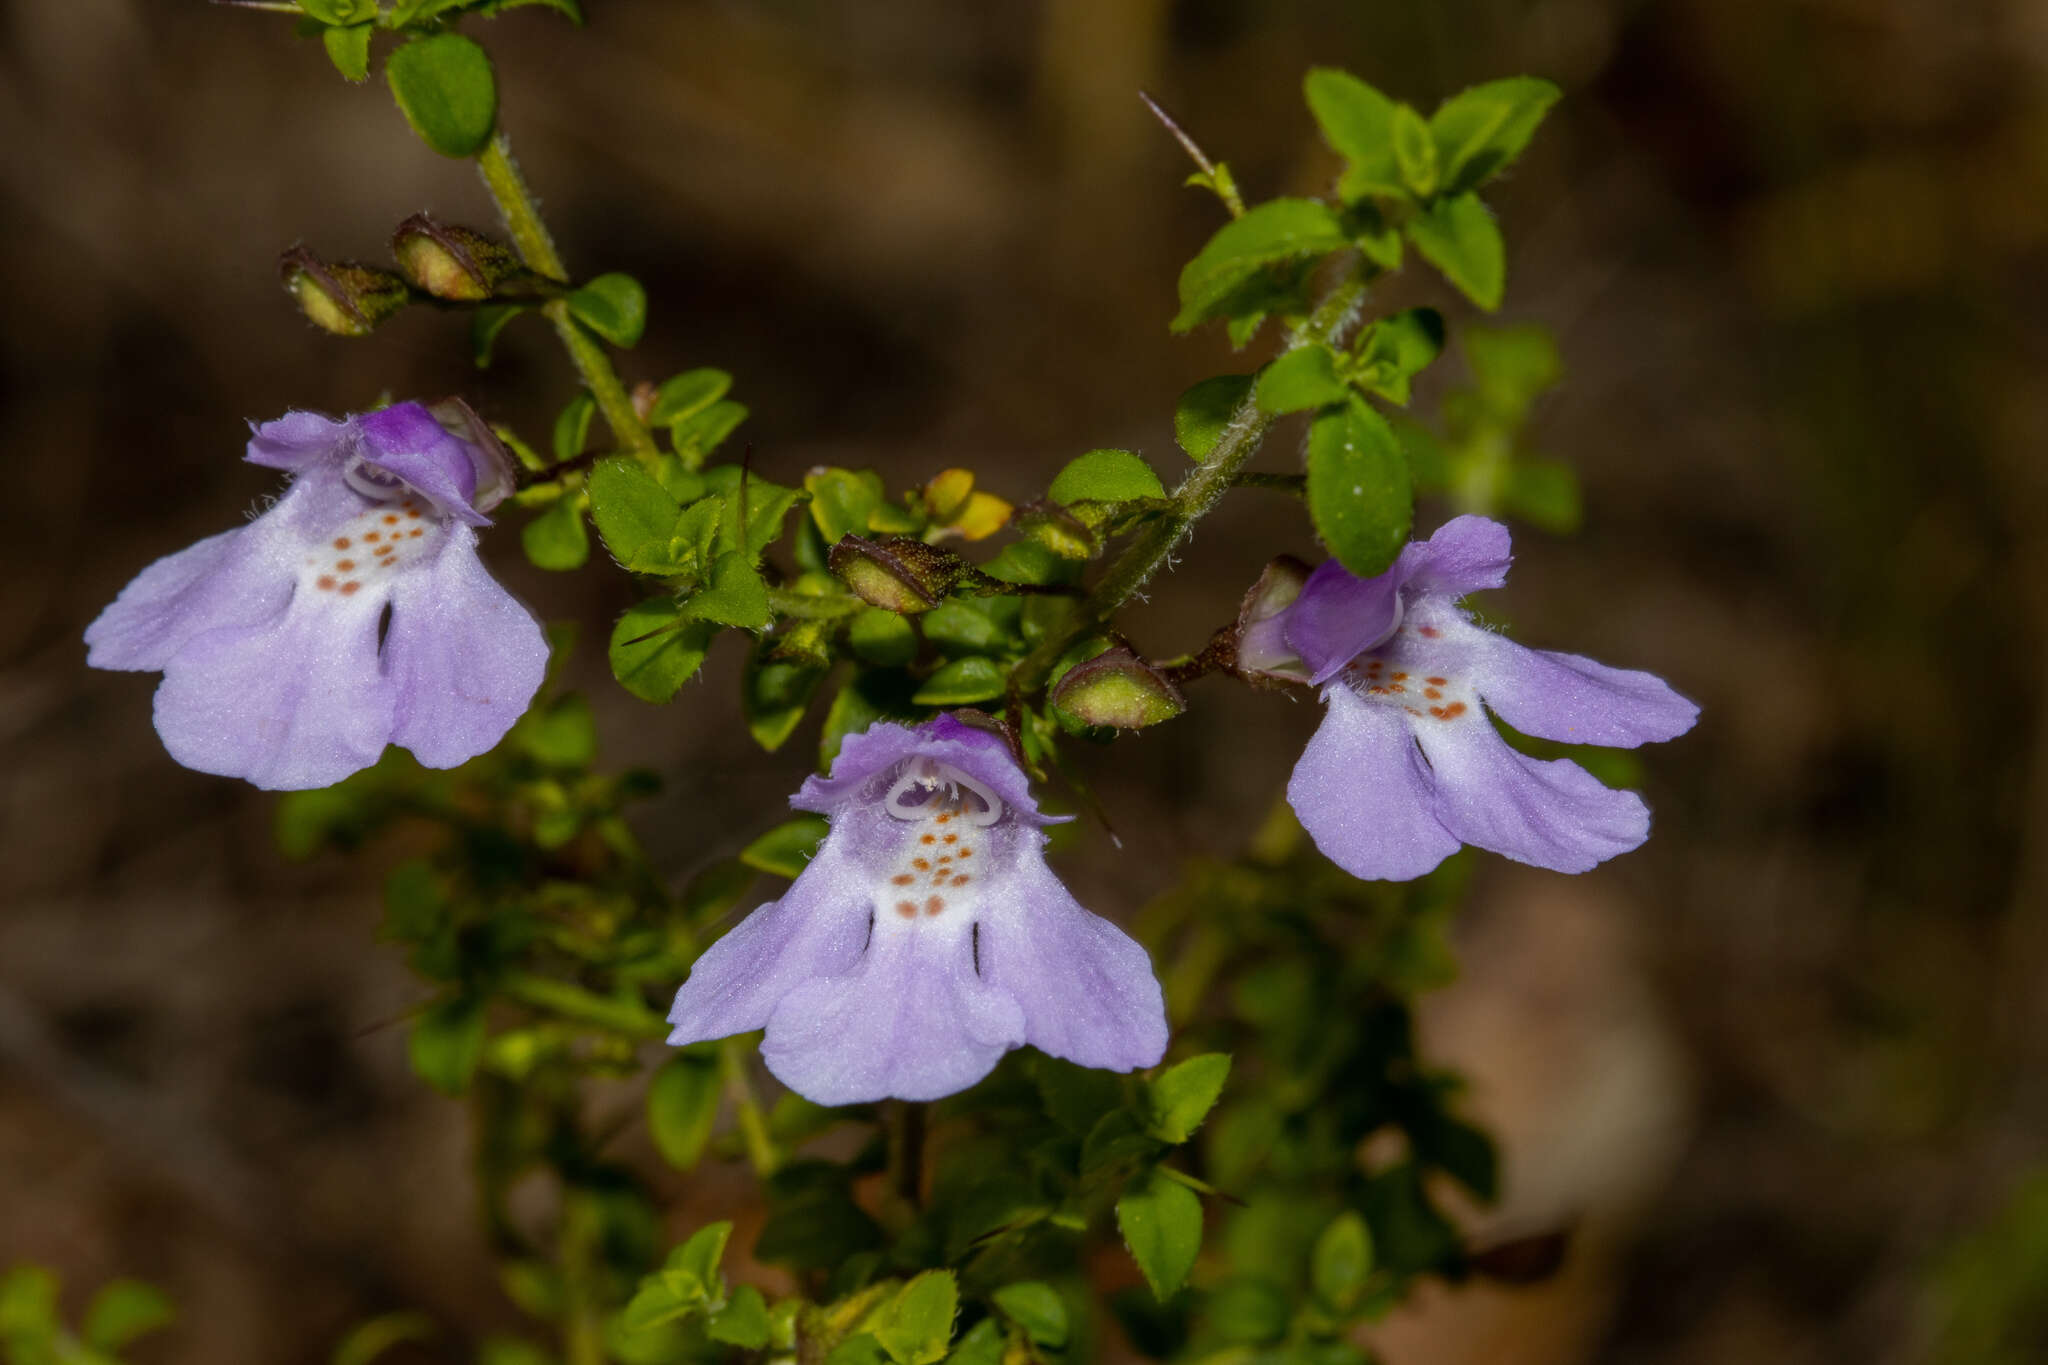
[3,0,2047,1360]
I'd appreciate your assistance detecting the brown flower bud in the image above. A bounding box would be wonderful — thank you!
[279,246,409,337]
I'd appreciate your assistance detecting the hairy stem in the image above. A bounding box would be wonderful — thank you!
[1010,265,1371,694]
[476,133,657,456]
[884,1101,927,1218]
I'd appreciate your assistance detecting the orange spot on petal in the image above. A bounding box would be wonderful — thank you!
[316,576,335,591]
[912,858,930,871]
[333,537,351,550]
[896,901,918,918]
[1430,702,1469,720]
[1424,688,1442,700]
[383,514,399,525]
[924,896,945,915]
[1426,677,1448,686]
[336,559,355,571]
[1419,625,1442,638]
[920,834,936,845]
[891,874,914,886]
[951,875,970,886]
[339,581,361,595]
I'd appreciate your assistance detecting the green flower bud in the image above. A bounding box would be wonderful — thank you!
[828,535,970,615]
[1051,646,1186,730]
[279,246,409,337]
[390,213,523,302]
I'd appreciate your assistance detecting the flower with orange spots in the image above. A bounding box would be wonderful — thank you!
[85,401,546,789]
[666,715,1169,1105]
[1266,516,1698,880]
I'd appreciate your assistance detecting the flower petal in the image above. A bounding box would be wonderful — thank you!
[1414,713,1650,873]
[795,715,1052,824]
[85,527,282,671]
[1473,639,1699,748]
[1400,514,1512,599]
[667,836,875,1046]
[246,410,350,470]
[382,523,548,769]
[1289,684,1462,880]
[358,403,491,526]
[150,587,396,790]
[762,922,1024,1104]
[1284,558,1407,685]
[976,852,1167,1073]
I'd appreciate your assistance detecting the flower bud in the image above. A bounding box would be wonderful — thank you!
[828,535,971,614]
[391,214,524,302]
[1233,555,1313,684]
[1051,646,1186,730]
[280,247,409,337]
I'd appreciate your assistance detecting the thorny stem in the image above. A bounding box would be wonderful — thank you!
[720,1037,780,1177]
[1010,266,1372,696]
[476,133,658,456]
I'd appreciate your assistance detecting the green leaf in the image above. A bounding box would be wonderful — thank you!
[806,467,886,543]
[875,1271,958,1365]
[1116,1170,1203,1300]
[991,1283,1067,1349]
[1431,77,1561,199]
[946,1318,1004,1365]
[681,552,770,629]
[409,995,486,1096]
[1146,1053,1231,1143]
[587,458,684,574]
[1391,103,1439,198]
[1255,345,1348,415]
[647,1052,721,1171]
[1174,374,1254,459]
[472,303,528,368]
[0,1265,58,1336]
[1407,193,1506,311]
[744,652,826,751]
[848,607,917,666]
[670,1222,732,1291]
[1173,198,1347,333]
[1048,448,1166,505]
[1504,458,1581,533]
[1311,1212,1374,1311]
[333,1312,436,1365]
[911,657,1005,706]
[707,1285,771,1349]
[826,1335,892,1365]
[523,495,590,570]
[568,273,648,349]
[609,601,715,703]
[303,0,375,22]
[670,399,748,467]
[1353,307,1446,405]
[1462,323,1561,418]
[518,693,595,766]
[553,391,595,463]
[81,1280,175,1353]
[322,23,373,82]
[1306,398,1412,577]
[740,815,830,879]
[477,1341,554,1365]
[386,34,498,158]
[1303,69,1406,201]
[650,368,733,425]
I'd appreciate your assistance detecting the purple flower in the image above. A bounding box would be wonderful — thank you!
[86,402,547,790]
[1270,516,1697,880]
[668,716,1169,1105]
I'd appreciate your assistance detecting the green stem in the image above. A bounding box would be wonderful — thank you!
[719,1038,780,1177]
[476,133,657,456]
[1010,265,1371,695]
[559,1190,607,1365]
[501,971,667,1039]
[884,1101,927,1221]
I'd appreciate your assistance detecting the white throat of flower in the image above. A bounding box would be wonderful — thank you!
[878,759,1002,927]
[296,487,442,603]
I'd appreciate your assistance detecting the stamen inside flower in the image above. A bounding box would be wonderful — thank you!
[883,760,1003,828]
[342,458,410,502]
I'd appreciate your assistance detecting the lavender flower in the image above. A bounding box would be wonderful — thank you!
[668,716,1168,1105]
[86,402,547,790]
[1270,516,1697,880]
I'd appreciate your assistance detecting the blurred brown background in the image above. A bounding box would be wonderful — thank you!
[5,0,2047,1361]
